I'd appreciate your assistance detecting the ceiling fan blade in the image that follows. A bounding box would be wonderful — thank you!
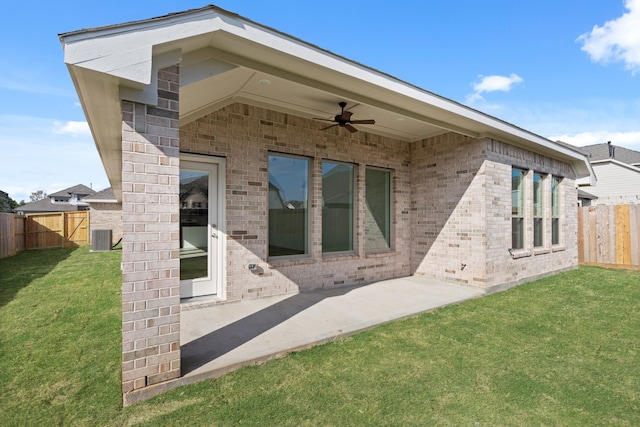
[350,119,375,125]
[313,118,336,122]
[345,124,358,133]
[321,124,338,130]
[340,111,353,121]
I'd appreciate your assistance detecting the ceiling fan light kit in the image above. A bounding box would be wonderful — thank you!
[314,102,376,133]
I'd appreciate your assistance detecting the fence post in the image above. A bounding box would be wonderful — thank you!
[61,212,66,248]
[10,212,16,257]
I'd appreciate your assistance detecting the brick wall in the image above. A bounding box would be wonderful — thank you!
[181,106,579,297]
[89,202,123,244]
[121,65,181,396]
[181,103,412,302]
[484,139,578,290]
[120,96,581,397]
[410,133,488,286]
[410,135,578,290]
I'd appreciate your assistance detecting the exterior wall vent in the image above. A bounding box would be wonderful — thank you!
[92,229,113,251]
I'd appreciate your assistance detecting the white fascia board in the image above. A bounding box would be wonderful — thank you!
[591,158,640,173]
[86,199,119,204]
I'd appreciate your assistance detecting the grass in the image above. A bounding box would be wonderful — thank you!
[1,248,639,426]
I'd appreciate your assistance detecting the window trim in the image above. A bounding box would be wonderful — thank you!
[551,175,562,247]
[532,172,544,248]
[511,167,526,251]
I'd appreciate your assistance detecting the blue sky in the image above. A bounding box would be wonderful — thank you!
[2,1,639,202]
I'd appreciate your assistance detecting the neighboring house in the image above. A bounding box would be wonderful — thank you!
[59,6,594,401]
[577,189,598,207]
[15,184,95,214]
[83,187,123,245]
[571,142,640,205]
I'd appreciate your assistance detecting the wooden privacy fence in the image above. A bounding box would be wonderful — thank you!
[578,204,640,267]
[25,211,90,250]
[0,213,26,258]
[0,211,90,258]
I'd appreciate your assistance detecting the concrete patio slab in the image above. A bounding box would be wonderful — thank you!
[124,275,484,404]
[180,275,483,381]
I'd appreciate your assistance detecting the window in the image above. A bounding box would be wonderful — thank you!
[322,161,354,253]
[551,176,561,245]
[533,172,544,247]
[511,168,525,250]
[365,167,391,252]
[268,154,309,257]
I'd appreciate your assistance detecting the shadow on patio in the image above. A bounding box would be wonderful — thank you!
[180,276,483,380]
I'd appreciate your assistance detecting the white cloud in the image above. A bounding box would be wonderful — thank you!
[0,115,108,202]
[578,0,640,74]
[52,120,91,137]
[548,130,640,150]
[466,74,523,104]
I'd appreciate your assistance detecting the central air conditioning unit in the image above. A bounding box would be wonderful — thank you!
[92,229,113,251]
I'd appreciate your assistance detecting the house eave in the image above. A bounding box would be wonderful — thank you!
[60,5,594,194]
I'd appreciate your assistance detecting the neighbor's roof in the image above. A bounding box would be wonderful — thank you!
[576,143,640,165]
[15,198,80,213]
[59,5,595,200]
[577,189,598,200]
[49,184,96,198]
[83,187,118,203]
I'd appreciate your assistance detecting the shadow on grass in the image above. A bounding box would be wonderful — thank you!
[0,247,78,307]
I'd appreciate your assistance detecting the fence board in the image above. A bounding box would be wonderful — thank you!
[595,206,604,262]
[608,205,616,264]
[616,205,628,264]
[0,213,14,258]
[631,204,639,266]
[577,207,585,263]
[0,213,27,258]
[589,207,597,262]
[578,204,640,267]
[14,215,25,253]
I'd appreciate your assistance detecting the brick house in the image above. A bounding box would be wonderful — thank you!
[60,6,593,402]
[84,187,123,246]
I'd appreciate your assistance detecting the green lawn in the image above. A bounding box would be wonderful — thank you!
[1,247,639,426]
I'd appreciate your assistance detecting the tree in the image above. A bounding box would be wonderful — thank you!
[30,190,48,202]
[0,190,18,213]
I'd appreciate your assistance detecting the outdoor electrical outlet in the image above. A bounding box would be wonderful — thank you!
[248,263,257,270]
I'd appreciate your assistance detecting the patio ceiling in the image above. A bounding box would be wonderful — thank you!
[60,5,594,200]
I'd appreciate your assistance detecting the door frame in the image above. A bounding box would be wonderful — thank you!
[179,153,226,300]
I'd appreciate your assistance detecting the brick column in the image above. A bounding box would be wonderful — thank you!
[121,65,181,396]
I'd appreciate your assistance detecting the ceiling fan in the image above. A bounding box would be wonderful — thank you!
[314,102,375,133]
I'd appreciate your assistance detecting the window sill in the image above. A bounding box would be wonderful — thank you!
[365,250,396,258]
[268,257,316,268]
[510,249,531,259]
[322,253,359,262]
[552,246,566,253]
[533,248,551,256]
